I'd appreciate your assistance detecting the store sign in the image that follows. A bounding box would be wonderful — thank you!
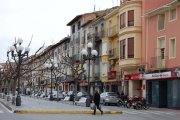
[108,71,116,79]
[143,72,173,80]
[124,73,143,80]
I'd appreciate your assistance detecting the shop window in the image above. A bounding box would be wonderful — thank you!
[120,39,126,59]
[158,14,165,31]
[128,10,134,26]
[128,37,134,58]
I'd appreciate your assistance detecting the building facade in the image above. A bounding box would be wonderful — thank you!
[143,0,180,108]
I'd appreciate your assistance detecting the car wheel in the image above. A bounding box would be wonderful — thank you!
[103,100,106,106]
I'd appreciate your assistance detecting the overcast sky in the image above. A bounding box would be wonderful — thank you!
[0,0,120,62]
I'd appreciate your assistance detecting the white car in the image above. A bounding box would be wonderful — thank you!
[100,92,119,105]
[52,91,64,100]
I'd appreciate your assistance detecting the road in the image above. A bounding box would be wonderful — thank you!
[1,103,180,120]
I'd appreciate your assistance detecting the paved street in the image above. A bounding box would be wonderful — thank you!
[0,96,180,120]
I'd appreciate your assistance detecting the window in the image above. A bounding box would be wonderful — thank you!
[158,14,165,31]
[128,37,134,58]
[78,21,81,30]
[120,39,126,59]
[120,12,126,29]
[170,38,176,58]
[170,8,176,21]
[128,10,134,26]
[72,25,75,33]
[158,37,165,59]
[109,20,112,35]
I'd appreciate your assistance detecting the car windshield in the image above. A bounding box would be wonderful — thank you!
[107,92,117,96]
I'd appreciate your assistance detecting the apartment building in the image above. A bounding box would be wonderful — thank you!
[143,0,180,108]
[118,0,144,97]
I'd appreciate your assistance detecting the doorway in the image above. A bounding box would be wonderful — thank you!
[147,81,152,105]
[159,81,167,108]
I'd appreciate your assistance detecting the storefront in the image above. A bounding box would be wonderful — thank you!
[124,73,145,97]
[145,71,180,108]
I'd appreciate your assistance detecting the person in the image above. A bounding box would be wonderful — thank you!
[92,90,103,115]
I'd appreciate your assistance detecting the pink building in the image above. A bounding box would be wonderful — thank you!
[143,0,180,108]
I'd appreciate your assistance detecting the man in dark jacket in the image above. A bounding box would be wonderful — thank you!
[92,90,103,115]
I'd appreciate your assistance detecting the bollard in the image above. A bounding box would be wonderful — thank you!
[86,96,90,107]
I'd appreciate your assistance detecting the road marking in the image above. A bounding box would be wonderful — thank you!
[0,103,13,113]
[152,111,176,115]
[141,110,163,115]
[0,110,4,113]
[123,111,137,114]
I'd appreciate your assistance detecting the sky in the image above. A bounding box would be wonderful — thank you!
[0,0,120,62]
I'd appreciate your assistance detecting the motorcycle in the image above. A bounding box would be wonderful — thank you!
[136,97,150,110]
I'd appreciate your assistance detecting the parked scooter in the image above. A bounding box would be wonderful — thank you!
[117,95,128,107]
[126,96,141,109]
[136,97,150,110]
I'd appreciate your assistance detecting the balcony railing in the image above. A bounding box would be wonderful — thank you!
[75,37,80,43]
[94,30,105,41]
[107,25,118,37]
[109,48,119,59]
[72,53,81,62]
[150,56,168,69]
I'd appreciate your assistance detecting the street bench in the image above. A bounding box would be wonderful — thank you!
[74,97,87,106]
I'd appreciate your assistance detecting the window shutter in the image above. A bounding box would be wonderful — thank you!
[128,37,134,58]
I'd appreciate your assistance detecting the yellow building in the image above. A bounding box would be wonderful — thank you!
[101,6,120,92]
[118,0,145,97]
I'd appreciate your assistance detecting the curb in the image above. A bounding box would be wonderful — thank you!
[14,110,123,114]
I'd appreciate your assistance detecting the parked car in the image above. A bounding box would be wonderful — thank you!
[77,91,89,100]
[100,92,119,106]
[52,91,64,100]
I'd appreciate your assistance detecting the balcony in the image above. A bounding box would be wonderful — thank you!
[109,48,118,59]
[87,33,93,42]
[108,71,116,79]
[107,25,118,37]
[94,30,105,42]
[75,37,80,44]
[81,36,85,44]
[150,56,168,69]
[72,54,81,62]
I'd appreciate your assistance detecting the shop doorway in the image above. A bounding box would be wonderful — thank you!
[147,81,152,105]
[159,81,167,108]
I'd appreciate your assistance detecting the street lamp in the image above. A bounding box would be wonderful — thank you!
[81,42,98,95]
[45,59,58,101]
[8,38,30,106]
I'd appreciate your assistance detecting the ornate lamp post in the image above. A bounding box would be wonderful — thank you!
[45,59,58,101]
[9,38,30,106]
[81,42,98,95]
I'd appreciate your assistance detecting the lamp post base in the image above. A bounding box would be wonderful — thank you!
[49,94,53,101]
[16,95,21,106]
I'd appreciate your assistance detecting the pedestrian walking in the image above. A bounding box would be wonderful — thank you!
[92,90,103,115]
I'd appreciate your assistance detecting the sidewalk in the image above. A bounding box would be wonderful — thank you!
[0,96,122,114]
